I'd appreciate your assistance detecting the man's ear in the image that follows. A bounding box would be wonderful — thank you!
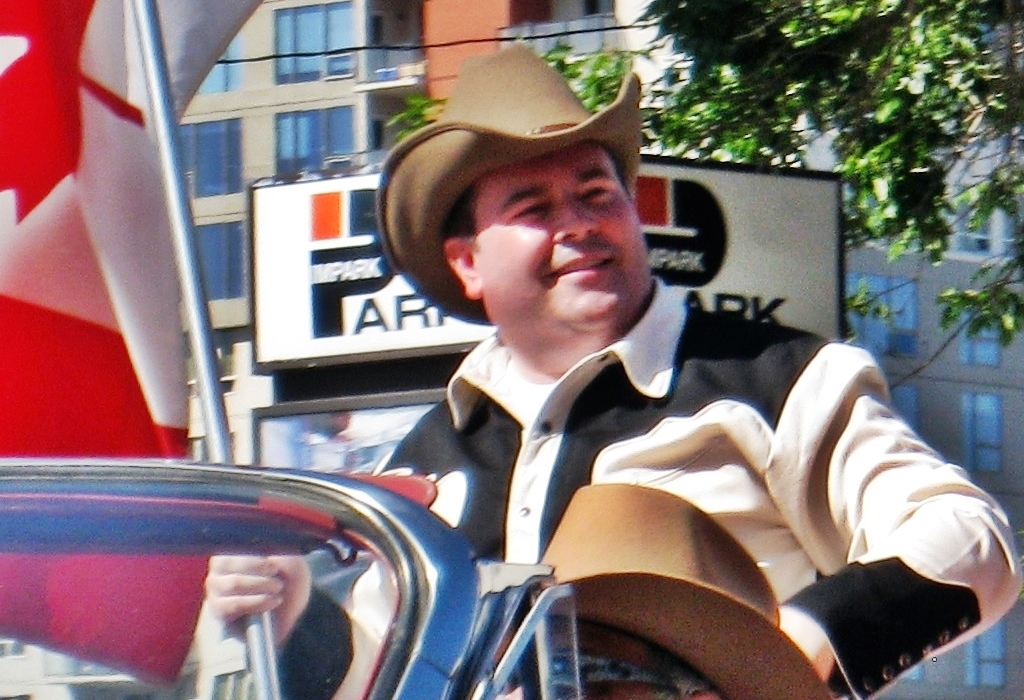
[443,237,484,301]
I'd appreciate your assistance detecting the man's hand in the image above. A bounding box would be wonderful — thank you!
[205,554,312,646]
[778,605,837,681]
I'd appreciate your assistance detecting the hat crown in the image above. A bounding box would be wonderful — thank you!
[439,44,592,136]
[543,484,777,620]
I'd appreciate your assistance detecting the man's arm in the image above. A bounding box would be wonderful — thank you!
[767,342,1022,698]
[205,555,353,700]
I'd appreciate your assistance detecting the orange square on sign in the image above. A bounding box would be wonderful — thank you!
[636,176,668,226]
[312,192,344,240]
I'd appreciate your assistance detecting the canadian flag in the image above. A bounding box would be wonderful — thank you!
[0,0,260,682]
[0,0,258,457]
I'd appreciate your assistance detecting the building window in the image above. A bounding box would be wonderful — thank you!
[179,119,242,197]
[197,221,245,301]
[198,36,242,94]
[846,273,918,357]
[964,621,1005,687]
[275,2,354,84]
[952,206,993,254]
[276,106,354,174]
[959,322,1001,367]
[584,0,614,14]
[961,392,1002,472]
[890,384,920,432]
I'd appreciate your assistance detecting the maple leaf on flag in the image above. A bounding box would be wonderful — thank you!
[0,0,185,456]
[0,3,92,223]
[0,0,258,457]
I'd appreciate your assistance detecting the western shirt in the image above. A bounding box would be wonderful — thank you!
[389,282,1022,698]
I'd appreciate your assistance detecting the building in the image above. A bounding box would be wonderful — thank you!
[185,0,1024,697]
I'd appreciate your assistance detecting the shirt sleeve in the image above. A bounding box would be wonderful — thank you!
[278,587,353,700]
[767,341,1022,698]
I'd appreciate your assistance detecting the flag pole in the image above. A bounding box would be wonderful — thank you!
[129,3,280,700]
[129,0,231,465]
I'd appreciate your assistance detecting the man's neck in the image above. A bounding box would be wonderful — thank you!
[499,282,657,382]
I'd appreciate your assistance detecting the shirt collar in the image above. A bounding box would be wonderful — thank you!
[446,282,688,429]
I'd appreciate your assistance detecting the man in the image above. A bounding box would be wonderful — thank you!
[209,44,1021,699]
[541,483,834,700]
[375,43,1022,697]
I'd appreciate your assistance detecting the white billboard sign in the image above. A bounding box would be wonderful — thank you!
[636,157,842,340]
[252,158,841,367]
[252,173,492,367]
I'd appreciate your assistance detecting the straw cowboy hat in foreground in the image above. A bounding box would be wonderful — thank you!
[543,484,833,700]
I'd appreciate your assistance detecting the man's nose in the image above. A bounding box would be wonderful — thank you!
[551,200,597,242]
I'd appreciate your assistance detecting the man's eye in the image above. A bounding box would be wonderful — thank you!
[512,203,548,220]
[582,188,615,205]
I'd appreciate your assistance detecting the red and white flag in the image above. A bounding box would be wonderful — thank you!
[0,0,259,681]
[0,0,258,457]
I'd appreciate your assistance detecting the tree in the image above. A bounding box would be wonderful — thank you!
[643,0,1024,343]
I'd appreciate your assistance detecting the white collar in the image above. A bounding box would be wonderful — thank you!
[446,282,689,429]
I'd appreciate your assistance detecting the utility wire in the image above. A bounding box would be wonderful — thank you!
[213,20,658,65]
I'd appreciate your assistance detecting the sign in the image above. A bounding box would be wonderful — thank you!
[252,173,492,367]
[637,156,841,337]
[252,158,841,367]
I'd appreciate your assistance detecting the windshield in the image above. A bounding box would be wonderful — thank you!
[0,461,571,700]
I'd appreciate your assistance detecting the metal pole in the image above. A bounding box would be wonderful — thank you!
[129,4,279,700]
[247,611,284,700]
[130,0,231,465]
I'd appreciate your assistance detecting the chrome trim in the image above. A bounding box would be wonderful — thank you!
[0,459,483,700]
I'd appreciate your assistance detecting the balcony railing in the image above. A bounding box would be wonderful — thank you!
[357,46,426,86]
[499,14,625,56]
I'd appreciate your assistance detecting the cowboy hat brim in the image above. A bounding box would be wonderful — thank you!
[573,573,833,700]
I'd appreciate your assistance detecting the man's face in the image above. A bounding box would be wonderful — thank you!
[443,143,653,350]
[578,622,723,700]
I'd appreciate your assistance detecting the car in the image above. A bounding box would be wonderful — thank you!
[0,459,578,700]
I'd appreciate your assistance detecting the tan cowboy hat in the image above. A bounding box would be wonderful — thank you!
[542,484,832,700]
[376,43,642,322]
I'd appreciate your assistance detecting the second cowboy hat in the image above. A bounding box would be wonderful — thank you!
[542,484,832,700]
[376,43,642,322]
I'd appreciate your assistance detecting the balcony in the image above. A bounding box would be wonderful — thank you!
[499,13,626,56]
[355,47,426,93]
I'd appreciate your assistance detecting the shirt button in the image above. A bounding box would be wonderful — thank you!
[539,420,553,434]
[518,507,531,517]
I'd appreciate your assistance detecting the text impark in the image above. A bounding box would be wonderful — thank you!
[648,248,705,274]
[311,257,384,284]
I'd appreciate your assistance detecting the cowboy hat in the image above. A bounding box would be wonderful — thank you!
[542,484,832,700]
[376,43,642,322]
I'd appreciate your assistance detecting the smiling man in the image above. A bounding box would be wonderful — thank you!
[376,43,1021,698]
[207,44,1022,700]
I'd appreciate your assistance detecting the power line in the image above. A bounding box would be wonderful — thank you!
[214,21,657,65]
